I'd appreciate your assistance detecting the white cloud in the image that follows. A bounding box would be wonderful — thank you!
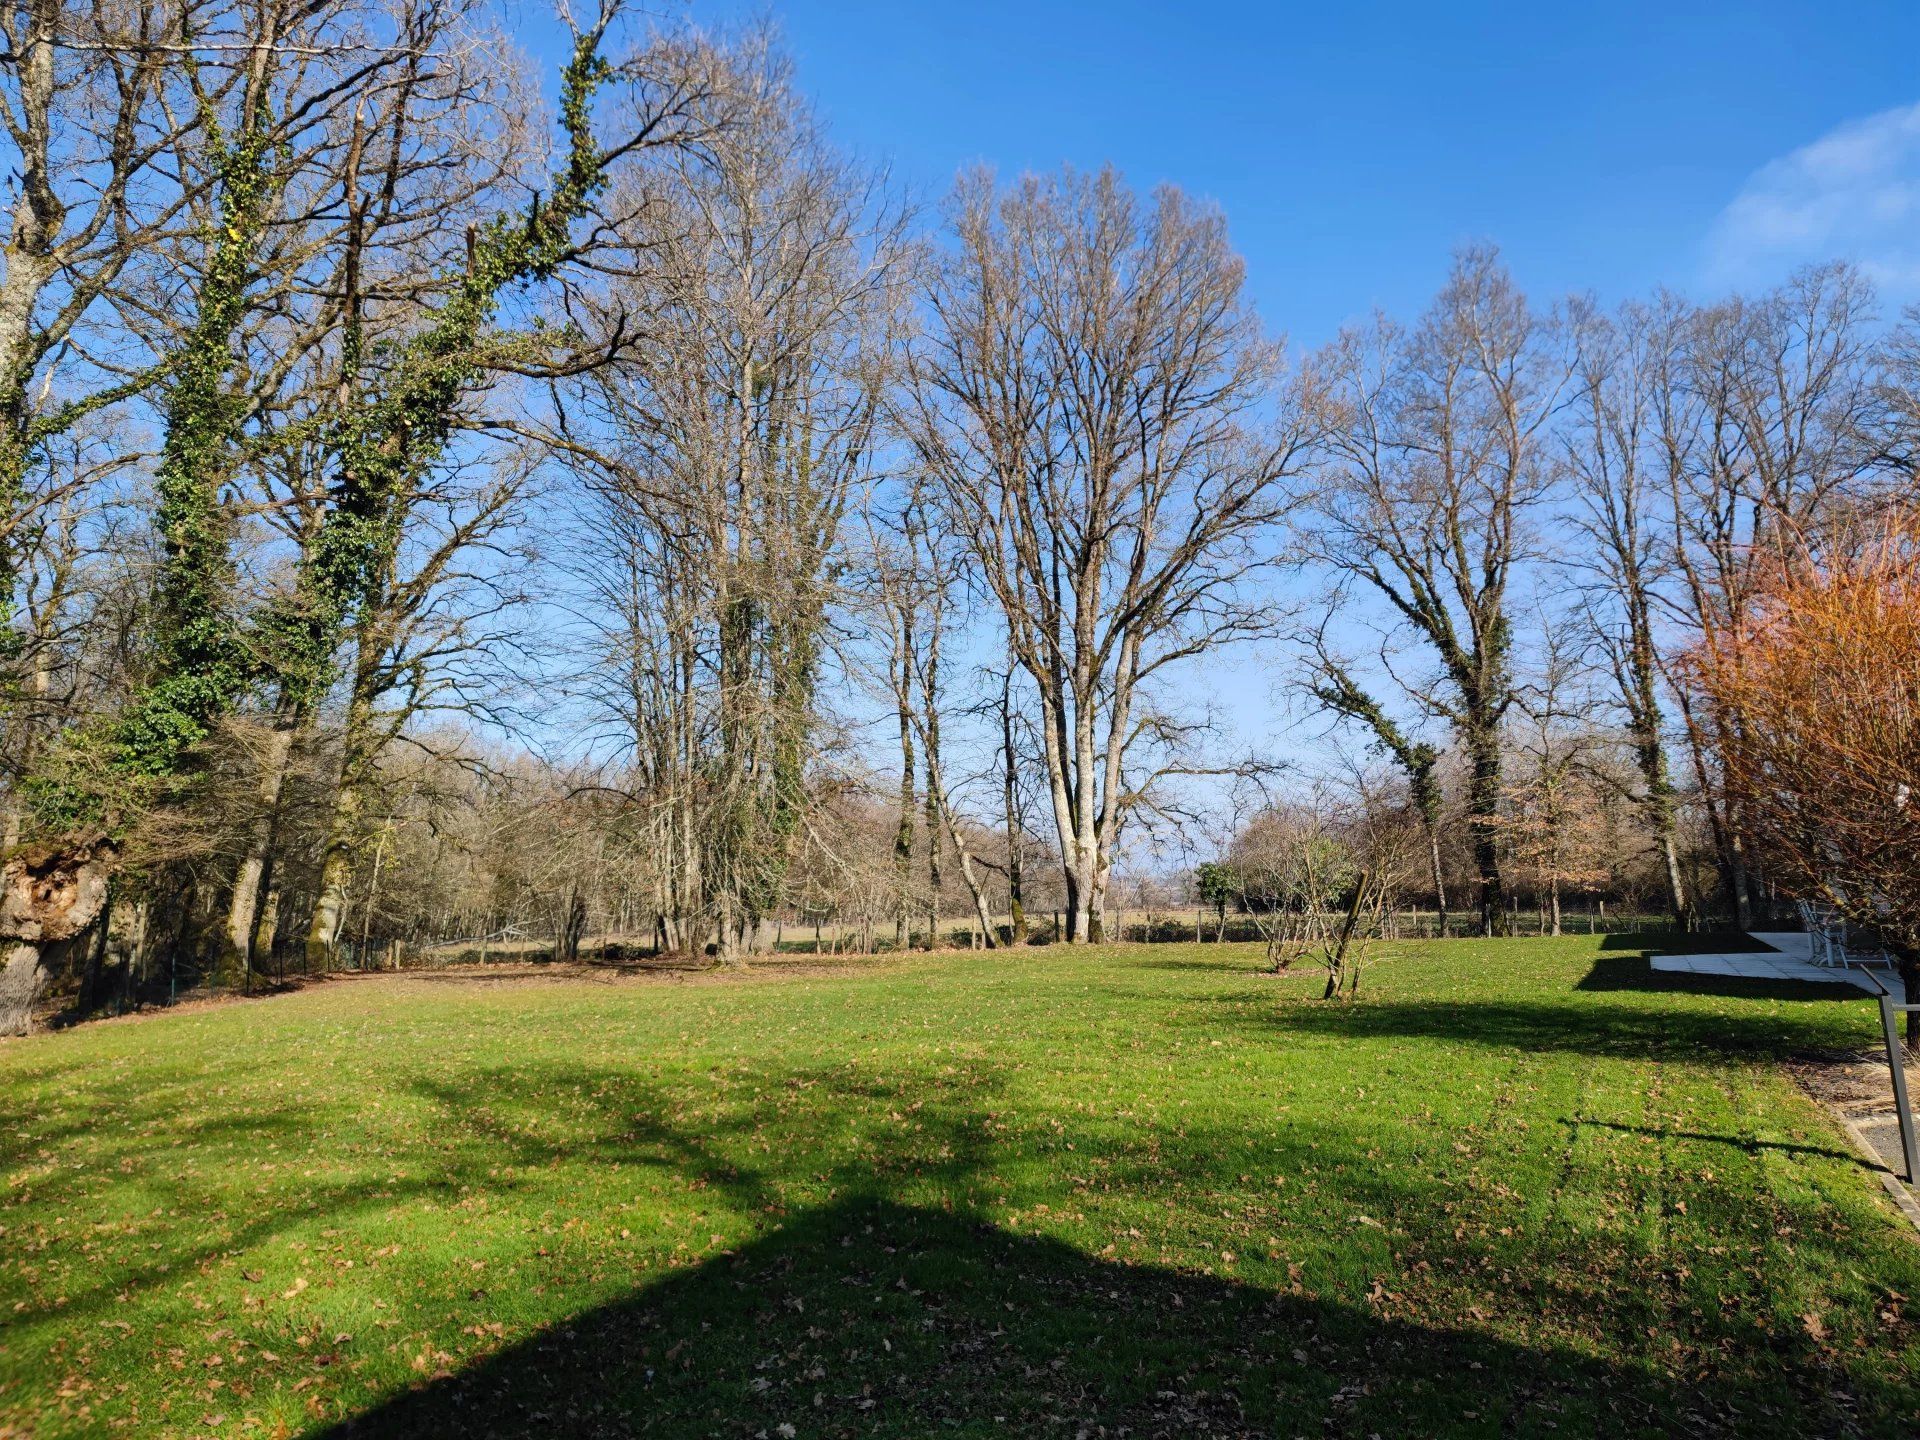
[1706,101,1920,298]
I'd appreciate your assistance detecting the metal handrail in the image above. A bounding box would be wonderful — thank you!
[1854,966,1919,1184]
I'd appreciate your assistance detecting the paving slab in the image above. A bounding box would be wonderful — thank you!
[1649,935,1904,1000]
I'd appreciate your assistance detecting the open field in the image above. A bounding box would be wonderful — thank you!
[3,936,1918,1437]
[395,910,1689,970]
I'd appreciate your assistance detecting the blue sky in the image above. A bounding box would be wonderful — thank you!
[694,0,1920,808]
[673,0,1920,342]
[513,1,1920,815]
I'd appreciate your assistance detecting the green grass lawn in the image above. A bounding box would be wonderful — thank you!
[3,936,1917,1438]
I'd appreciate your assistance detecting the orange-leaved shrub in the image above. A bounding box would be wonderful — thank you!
[1688,510,1920,1024]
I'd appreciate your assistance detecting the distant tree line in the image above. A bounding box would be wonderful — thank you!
[1,0,1916,1033]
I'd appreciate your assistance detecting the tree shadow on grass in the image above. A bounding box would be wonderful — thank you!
[1133,936,1738,977]
[315,1196,1863,1440]
[1593,930,1754,954]
[1192,986,1868,1064]
[9,1035,1913,1437]
[1562,1115,1870,1168]
[1576,954,1866,1006]
[1133,952,1277,974]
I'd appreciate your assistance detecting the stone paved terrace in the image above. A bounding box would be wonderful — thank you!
[1651,931,1906,1001]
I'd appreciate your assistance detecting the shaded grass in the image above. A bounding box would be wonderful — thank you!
[1,936,1916,1437]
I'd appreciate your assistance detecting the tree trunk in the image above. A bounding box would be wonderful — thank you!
[1677,688,1745,930]
[1,644,54,852]
[309,817,361,980]
[124,900,150,1009]
[1424,822,1448,935]
[304,621,385,973]
[76,884,112,1015]
[253,885,281,978]
[1727,832,1754,932]
[1661,833,1687,929]
[1637,727,1687,927]
[1000,662,1027,945]
[0,0,61,630]
[920,646,946,949]
[893,657,916,950]
[0,838,116,1035]
[923,798,942,948]
[713,887,744,969]
[1087,857,1109,944]
[946,831,998,952]
[1063,853,1101,944]
[0,944,47,1037]
[1467,720,1504,935]
[219,716,298,986]
[358,829,385,967]
[1322,873,1370,1001]
[558,888,586,964]
[305,779,360,974]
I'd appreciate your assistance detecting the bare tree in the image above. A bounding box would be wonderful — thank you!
[200,0,542,981]
[994,642,1038,943]
[559,45,912,964]
[1663,264,1883,926]
[1306,247,1575,935]
[0,1,697,1029]
[1505,616,1615,936]
[907,166,1317,942]
[1302,631,1448,931]
[1563,295,1691,923]
[864,488,1000,949]
[300,456,535,968]
[0,0,302,1030]
[0,0,208,644]
[282,10,733,972]
[1226,779,1411,995]
[1880,306,1920,479]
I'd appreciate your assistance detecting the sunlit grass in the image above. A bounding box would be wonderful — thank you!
[2,936,1915,1436]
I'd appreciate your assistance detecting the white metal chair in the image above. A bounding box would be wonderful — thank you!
[1796,899,1848,967]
